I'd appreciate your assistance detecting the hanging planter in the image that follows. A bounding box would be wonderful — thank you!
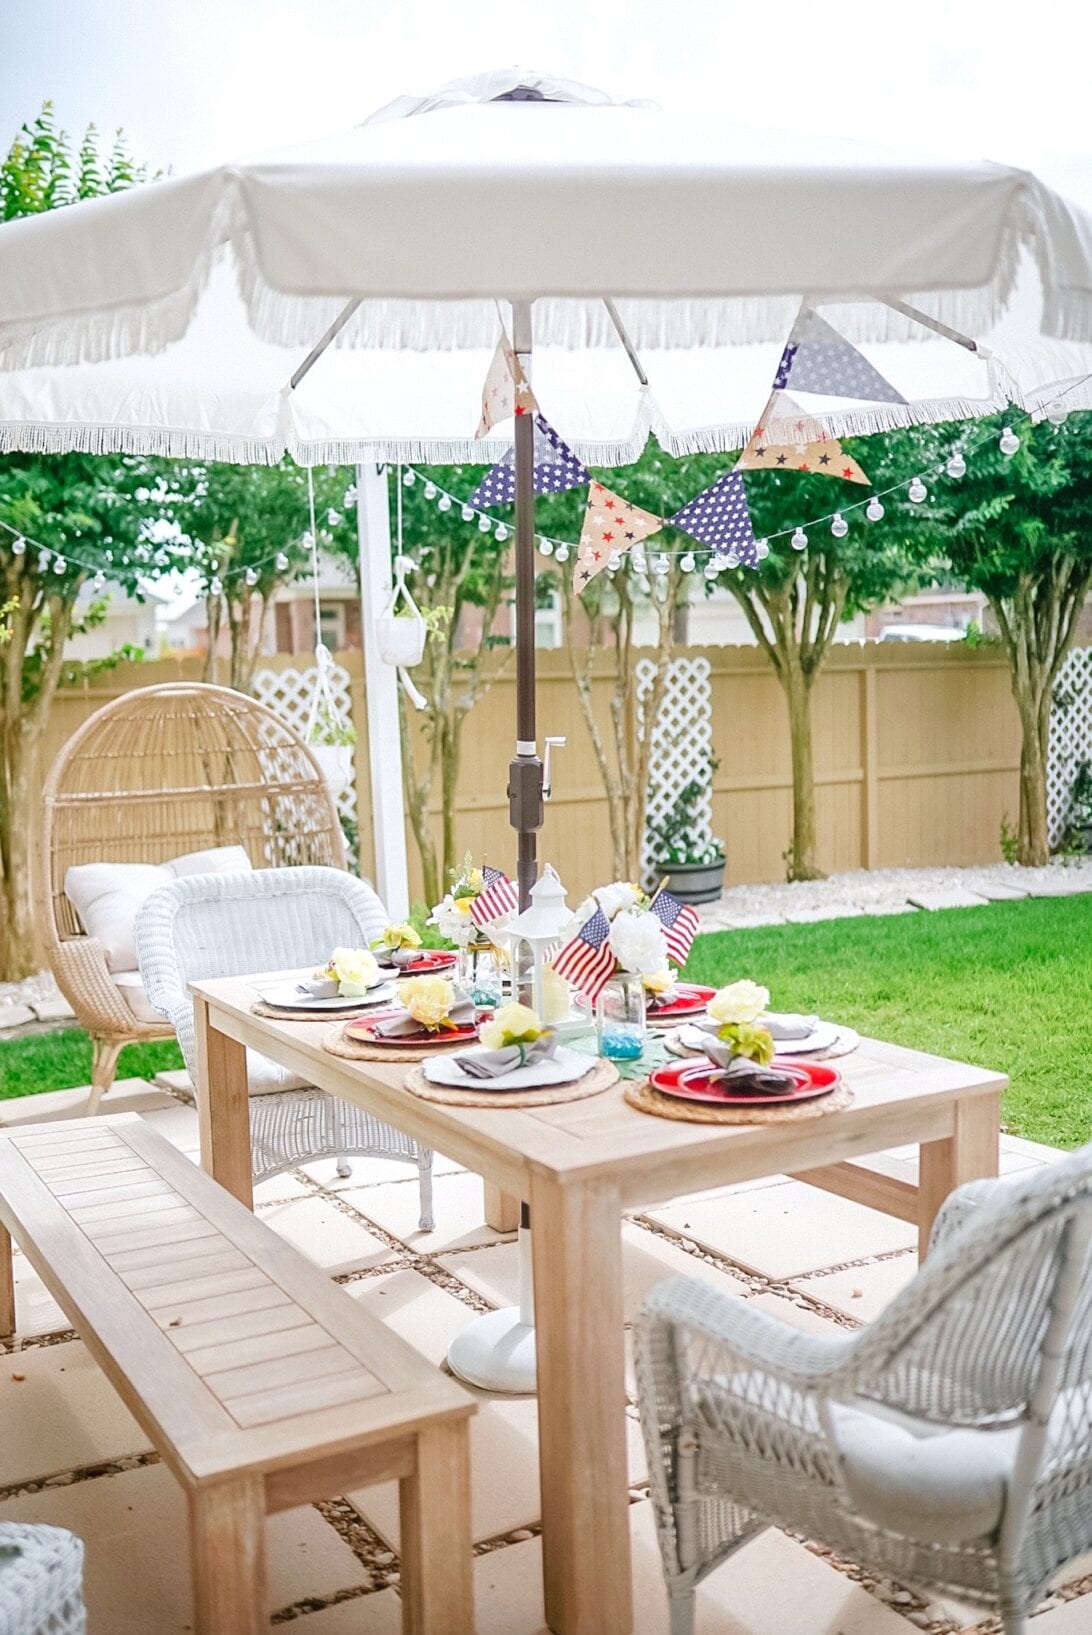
[377,547,429,711]
[310,740,354,798]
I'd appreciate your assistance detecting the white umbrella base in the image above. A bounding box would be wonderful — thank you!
[447,1307,537,1393]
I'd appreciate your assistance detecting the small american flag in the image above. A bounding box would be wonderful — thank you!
[552,906,616,1003]
[651,891,700,967]
[469,866,519,930]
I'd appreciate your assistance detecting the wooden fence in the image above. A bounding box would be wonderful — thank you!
[31,642,1021,917]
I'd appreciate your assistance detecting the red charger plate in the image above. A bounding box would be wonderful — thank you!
[645,983,717,1022]
[343,1016,478,1047]
[384,950,458,975]
[648,1058,840,1107]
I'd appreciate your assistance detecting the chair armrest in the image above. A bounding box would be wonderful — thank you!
[49,935,144,1036]
[637,1275,855,1396]
[929,1176,1010,1253]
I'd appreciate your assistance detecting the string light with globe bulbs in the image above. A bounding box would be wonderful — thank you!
[0,384,1083,587]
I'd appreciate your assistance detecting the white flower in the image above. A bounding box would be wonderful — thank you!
[557,895,598,944]
[327,946,380,997]
[707,979,770,1026]
[608,909,667,976]
[479,1002,543,1051]
[427,892,475,946]
[595,880,642,920]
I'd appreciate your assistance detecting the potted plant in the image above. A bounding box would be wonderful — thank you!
[1064,761,1092,855]
[646,757,725,905]
[308,710,356,798]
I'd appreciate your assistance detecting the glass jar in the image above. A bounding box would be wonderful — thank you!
[595,972,647,1061]
[457,939,503,1009]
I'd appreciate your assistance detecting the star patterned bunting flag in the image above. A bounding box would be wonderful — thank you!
[467,415,591,508]
[475,338,537,439]
[573,481,663,592]
[667,470,760,566]
[773,309,906,404]
[735,394,870,484]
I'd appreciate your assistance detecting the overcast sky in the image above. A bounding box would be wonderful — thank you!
[5,0,1092,209]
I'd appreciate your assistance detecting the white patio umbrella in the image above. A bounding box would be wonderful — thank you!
[4,64,1092,904]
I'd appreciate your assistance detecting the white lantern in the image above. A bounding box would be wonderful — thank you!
[502,866,585,1030]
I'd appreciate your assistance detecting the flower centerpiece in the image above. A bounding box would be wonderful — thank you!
[554,881,699,1062]
[372,921,423,968]
[428,853,515,1005]
[309,946,381,998]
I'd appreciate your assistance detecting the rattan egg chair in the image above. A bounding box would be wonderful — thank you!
[41,681,347,1109]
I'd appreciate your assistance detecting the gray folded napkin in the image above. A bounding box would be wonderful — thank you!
[456,1030,559,1079]
[695,1011,817,1041]
[764,1011,819,1041]
[646,987,681,1011]
[296,977,339,998]
[701,1036,796,1094]
[375,989,476,1038]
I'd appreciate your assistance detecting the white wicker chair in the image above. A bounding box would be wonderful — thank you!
[0,1522,85,1635]
[635,1144,1092,1635]
[135,865,434,1229]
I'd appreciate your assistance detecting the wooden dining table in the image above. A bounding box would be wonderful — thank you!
[189,974,1004,1635]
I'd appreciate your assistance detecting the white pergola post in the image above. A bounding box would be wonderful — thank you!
[356,461,410,920]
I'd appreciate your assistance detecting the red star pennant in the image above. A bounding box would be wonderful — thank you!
[475,337,537,439]
[573,482,662,593]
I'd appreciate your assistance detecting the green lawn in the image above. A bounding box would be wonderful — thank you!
[685,895,1092,1151]
[0,1031,184,1101]
[2,896,1090,1150]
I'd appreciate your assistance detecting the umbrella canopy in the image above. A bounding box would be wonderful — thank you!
[2,67,1092,463]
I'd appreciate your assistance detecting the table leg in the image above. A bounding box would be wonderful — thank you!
[918,1090,1001,1258]
[194,995,253,1210]
[0,1222,14,1337]
[483,1180,521,1234]
[530,1172,631,1635]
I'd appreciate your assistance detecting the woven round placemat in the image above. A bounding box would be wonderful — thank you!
[403,1057,619,1108]
[624,1077,853,1125]
[322,1026,468,1064]
[252,1000,377,1022]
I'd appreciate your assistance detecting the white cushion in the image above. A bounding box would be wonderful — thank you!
[66,846,252,972]
[830,1401,1017,1543]
[113,969,169,1025]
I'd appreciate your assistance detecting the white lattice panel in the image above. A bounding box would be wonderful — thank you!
[1048,646,1092,845]
[252,664,358,855]
[636,655,713,889]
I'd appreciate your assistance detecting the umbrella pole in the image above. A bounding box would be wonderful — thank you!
[508,299,543,912]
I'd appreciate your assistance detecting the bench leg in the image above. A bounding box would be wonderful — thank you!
[399,1421,473,1635]
[0,1223,14,1338]
[189,1478,267,1635]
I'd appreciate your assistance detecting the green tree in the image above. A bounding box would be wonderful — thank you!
[916,413,1092,865]
[0,108,165,978]
[166,460,355,692]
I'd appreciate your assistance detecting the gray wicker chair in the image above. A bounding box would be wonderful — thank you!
[635,1144,1092,1635]
[0,1522,85,1635]
[135,865,434,1228]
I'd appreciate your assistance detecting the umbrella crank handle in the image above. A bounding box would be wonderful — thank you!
[542,736,566,803]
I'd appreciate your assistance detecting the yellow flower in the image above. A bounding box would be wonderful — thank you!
[717,1021,775,1065]
[469,867,484,892]
[377,922,422,952]
[479,1001,543,1051]
[327,946,380,997]
[400,975,455,1030]
[707,979,770,1026]
[642,964,677,996]
[454,897,473,916]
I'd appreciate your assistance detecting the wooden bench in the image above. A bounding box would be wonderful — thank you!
[0,1113,475,1635]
